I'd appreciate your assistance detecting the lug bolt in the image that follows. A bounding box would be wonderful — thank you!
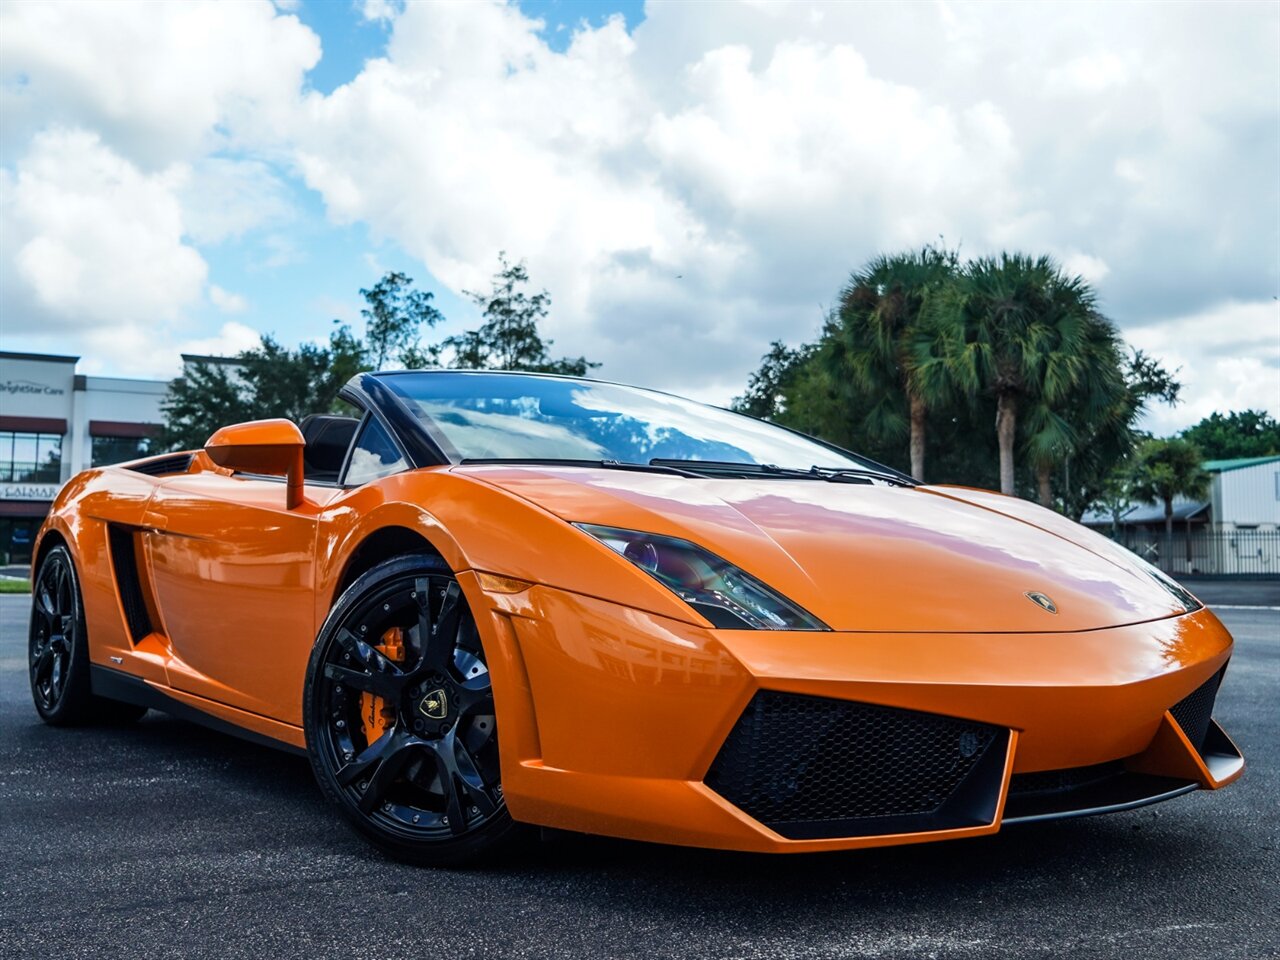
[359,781,368,790]
[442,816,449,826]
[383,603,390,611]
[412,814,420,823]
[413,719,425,732]
[383,803,392,812]
[344,752,353,761]
[336,720,345,729]
[438,723,450,735]
[335,685,343,694]
[360,625,368,633]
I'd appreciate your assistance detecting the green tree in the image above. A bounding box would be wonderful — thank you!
[732,340,815,420]
[926,254,1102,496]
[1180,410,1280,459]
[1020,313,1128,508]
[1128,437,1211,560]
[445,252,597,376]
[360,271,444,369]
[1094,470,1135,538]
[736,250,1178,507]
[160,359,255,452]
[1058,349,1181,520]
[161,325,365,451]
[827,247,958,481]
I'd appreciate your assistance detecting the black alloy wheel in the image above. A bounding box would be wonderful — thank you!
[30,544,146,725]
[304,553,519,866]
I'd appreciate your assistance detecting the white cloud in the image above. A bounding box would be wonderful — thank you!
[179,321,261,359]
[279,0,1277,406]
[1061,252,1110,284]
[1127,300,1280,434]
[1046,51,1130,95]
[0,0,319,166]
[361,0,402,23]
[208,285,248,314]
[288,2,1024,397]
[178,158,294,246]
[0,128,208,329]
[0,0,1276,429]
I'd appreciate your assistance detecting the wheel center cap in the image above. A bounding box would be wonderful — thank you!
[419,688,449,721]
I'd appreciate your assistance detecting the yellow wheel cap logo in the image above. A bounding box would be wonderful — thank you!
[1025,591,1058,614]
[420,689,448,719]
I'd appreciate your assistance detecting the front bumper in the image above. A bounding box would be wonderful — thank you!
[464,575,1243,853]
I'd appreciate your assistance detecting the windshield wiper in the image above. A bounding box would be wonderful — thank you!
[806,465,916,487]
[648,459,916,487]
[458,457,704,478]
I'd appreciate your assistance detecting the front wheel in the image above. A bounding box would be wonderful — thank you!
[29,544,147,725]
[303,553,520,866]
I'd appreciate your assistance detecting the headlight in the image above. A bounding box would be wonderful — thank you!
[574,523,828,631]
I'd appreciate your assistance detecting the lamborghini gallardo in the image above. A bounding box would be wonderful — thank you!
[29,370,1243,864]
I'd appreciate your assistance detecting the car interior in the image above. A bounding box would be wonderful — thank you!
[299,414,360,483]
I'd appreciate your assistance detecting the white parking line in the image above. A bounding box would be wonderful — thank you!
[1213,604,1280,611]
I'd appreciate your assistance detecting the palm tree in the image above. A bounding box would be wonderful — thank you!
[1022,311,1129,507]
[1128,438,1211,567]
[924,254,1100,496]
[828,247,957,481]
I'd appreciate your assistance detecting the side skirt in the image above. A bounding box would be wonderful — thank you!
[90,665,306,757]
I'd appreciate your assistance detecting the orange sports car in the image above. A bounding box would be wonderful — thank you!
[29,370,1242,865]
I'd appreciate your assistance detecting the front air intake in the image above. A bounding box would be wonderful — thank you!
[1169,667,1225,753]
[704,691,1009,840]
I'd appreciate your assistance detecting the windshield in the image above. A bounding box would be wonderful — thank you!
[381,372,878,471]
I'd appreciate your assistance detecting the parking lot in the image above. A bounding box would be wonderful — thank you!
[0,591,1276,960]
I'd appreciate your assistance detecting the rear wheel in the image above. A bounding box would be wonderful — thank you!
[30,544,147,725]
[303,553,519,866]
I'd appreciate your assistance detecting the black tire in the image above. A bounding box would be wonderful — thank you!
[304,553,521,866]
[30,544,148,726]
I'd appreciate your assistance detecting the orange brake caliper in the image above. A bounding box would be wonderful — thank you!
[361,626,404,742]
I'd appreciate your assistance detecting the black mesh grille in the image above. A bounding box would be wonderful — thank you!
[107,525,152,642]
[704,691,1006,839]
[1170,668,1224,753]
[1009,760,1126,798]
[126,454,192,477]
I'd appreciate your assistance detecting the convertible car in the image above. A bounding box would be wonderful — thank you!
[29,370,1243,864]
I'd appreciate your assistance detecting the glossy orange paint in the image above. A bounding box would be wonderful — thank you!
[32,444,1242,853]
[204,418,306,509]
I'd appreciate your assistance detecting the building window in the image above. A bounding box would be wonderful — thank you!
[91,435,155,467]
[0,431,62,483]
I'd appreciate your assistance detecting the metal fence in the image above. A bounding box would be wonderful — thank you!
[1106,526,1280,578]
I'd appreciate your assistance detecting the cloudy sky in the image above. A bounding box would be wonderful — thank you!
[1,0,1276,434]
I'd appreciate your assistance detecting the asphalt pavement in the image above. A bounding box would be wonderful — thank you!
[0,592,1276,960]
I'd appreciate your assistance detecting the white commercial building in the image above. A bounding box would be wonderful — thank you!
[0,351,170,564]
[1083,456,1280,576]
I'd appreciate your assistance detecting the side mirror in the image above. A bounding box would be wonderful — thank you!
[204,419,306,509]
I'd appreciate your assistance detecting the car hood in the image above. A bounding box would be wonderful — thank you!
[456,465,1188,633]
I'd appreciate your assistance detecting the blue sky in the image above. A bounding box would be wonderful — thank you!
[0,0,1276,433]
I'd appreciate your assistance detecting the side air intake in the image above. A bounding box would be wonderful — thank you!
[107,524,153,642]
[125,454,193,477]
